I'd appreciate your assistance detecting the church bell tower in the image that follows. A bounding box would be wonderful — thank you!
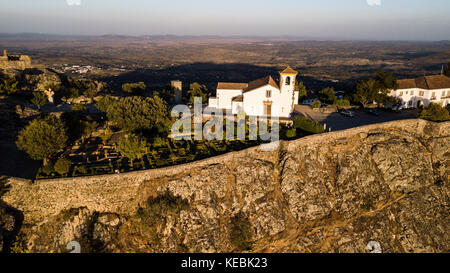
[279,66,298,93]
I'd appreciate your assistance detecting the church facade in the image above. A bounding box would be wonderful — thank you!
[207,66,300,118]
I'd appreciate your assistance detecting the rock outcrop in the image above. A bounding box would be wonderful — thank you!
[1,119,449,253]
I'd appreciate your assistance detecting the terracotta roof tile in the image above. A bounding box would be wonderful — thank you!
[232,95,243,102]
[217,82,248,90]
[398,79,417,89]
[280,66,298,74]
[243,76,279,93]
[398,75,450,90]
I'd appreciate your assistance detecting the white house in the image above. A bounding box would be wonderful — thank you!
[391,75,450,109]
[208,66,300,118]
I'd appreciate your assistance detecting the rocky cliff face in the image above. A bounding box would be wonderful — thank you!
[1,119,449,253]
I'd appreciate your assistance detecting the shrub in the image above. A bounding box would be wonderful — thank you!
[41,161,55,175]
[335,99,350,107]
[0,78,19,95]
[75,165,88,175]
[294,117,325,134]
[311,100,321,109]
[418,103,450,122]
[31,91,48,109]
[72,103,87,112]
[136,191,189,248]
[54,158,72,175]
[285,128,297,139]
[230,214,253,251]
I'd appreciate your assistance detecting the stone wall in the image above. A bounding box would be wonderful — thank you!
[3,119,448,226]
[0,55,32,70]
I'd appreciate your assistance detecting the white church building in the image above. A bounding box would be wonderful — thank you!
[207,66,300,118]
[391,75,450,109]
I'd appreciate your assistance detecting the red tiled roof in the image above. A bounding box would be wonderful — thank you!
[280,66,298,74]
[243,76,279,93]
[232,95,243,102]
[397,79,417,89]
[398,75,450,90]
[217,82,248,90]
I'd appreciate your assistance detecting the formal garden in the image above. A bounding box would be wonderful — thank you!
[10,81,325,180]
[9,70,449,180]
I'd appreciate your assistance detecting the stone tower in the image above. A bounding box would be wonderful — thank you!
[3,49,8,57]
[171,80,182,104]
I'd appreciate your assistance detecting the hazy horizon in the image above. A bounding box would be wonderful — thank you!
[1,0,450,41]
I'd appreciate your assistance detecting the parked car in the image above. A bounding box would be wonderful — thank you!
[367,109,380,116]
[339,109,355,118]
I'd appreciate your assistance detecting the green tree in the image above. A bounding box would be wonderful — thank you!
[116,134,148,167]
[155,87,176,104]
[80,121,98,141]
[0,78,19,95]
[31,92,48,109]
[418,103,450,122]
[122,82,146,94]
[444,62,450,77]
[285,128,297,139]
[16,115,68,165]
[318,87,336,104]
[95,95,116,112]
[296,81,308,102]
[54,158,72,175]
[335,99,350,107]
[375,69,399,91]
[374,69,398,106]
[311,100,321,109]
[354,78,379,108]
[187,82,208,104]
[106,96,169,132]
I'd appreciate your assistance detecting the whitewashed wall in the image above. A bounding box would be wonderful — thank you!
[216,89,244,109]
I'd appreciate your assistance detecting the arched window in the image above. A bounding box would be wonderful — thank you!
[285,76,291,86]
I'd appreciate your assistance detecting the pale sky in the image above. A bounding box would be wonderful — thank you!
[0,0,449,40]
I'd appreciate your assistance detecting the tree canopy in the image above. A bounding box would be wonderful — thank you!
[318,87,336,104]
[353,78,379,108]
[106,96,169,132]
[445,62,450,77]
[122,82,146,94]
[16,115,68,164]
[116,134,148,167]
[95,95,116,112]
[296,81,307,102]
[187,82,208,104]
[352,69,398,107]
